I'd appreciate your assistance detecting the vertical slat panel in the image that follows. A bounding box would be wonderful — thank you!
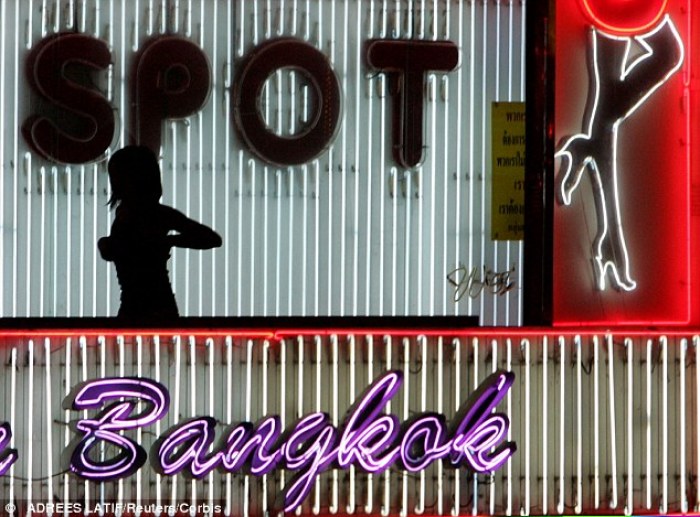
[0,332,698,514]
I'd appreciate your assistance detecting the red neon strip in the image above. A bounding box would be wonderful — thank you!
[686,0,694,321]
[0,329,276,339]
[272,327,700,340]
[0,326,699,342]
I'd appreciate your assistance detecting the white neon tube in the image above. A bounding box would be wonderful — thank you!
[269,168,276,316]
[364,1,375,316]
[261,340,270,516]
[542,336,548,515]
[249,159,256,315]
[575,336,582,515]
[401,338,410,517]
[350,0,363,318]
[314,335,322,515]
[661,336,668,514]
[378,73,386,316]
[348,335,356,514]
[64,339,71,516]
[331,334,339,514]
[478,0,488,321]
[393,0,399,41]
[244,339,253,517]
[390,167,398,316]
[136,335,143,515]
[207,338,214,513]
[437,336,444,516]
[680,338,687,514]
[298,336,305,421]
[557,337,565,514]
[301,164,308,314]
[416,335,427,515]
[28,340,33,510]
[280,339,287,515]
[0,0,5,316]
[523,338,530,516]
[452,338,460,517]
[383,334,392,517]
[45,338,53,513]
[154,336,162,514]
[490,339,497,517]
[594,335,600,508]
[313,160,320,316]
[473,338,479,517]
[159,0,165,34]
[40,166,46,316]
[65,167,72,315]
[453,0,464,318]
[187,336,197,513]
[80,337,89,513]
[506,338,512,516]
[365,335,374,515]
[428,72,436,317]
[170,336,181,516]
[99,335,106,513]
[225,337,233,517]
[646,338,652,510]
[117,335,125,514]
[607,335,618,509]
[625,338,633,515]
[23,152,32,317]
[9,347,16,511]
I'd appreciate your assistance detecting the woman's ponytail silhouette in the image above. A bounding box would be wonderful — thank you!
[98,146,222,322]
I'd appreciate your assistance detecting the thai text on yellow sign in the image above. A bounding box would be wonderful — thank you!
[491,102,525,241]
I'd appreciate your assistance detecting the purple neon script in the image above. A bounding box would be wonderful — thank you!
[64,377,170,480]
[0,422,18,476]
[65,370,515,512]
[449,370,515,471]
[149,370,516,512]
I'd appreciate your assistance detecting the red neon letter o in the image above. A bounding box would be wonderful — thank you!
[233,38,342,167]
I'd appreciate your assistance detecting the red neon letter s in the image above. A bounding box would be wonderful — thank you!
[366,40,458,169]
[133,36,212,153]
[22,33,115,164]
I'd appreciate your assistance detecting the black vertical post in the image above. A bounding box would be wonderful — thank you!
[523,0,555,325]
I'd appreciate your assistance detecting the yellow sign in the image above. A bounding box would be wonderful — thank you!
[491,102,525,240]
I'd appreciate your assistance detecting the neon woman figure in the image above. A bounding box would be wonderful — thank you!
[99,146,222,321]
[556,13,683,291]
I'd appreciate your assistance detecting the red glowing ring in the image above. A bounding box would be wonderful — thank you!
[579,0,669,35]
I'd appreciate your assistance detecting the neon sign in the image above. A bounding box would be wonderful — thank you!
[555,15,684,291]
[0,422,18,476]
[63,371,515,512]
[579,0,669,35]
[64,377,170,479]
[23,32,458,169]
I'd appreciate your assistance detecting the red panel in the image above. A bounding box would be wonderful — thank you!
[553,0,693,325]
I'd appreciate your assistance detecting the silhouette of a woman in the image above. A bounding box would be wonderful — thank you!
[98,146,222,321]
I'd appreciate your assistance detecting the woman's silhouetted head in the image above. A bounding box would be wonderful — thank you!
[107,146,163,208]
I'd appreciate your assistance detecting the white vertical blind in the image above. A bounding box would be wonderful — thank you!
[0,0,525,323]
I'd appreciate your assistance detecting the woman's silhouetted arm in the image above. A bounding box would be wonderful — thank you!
[164,207,222,250]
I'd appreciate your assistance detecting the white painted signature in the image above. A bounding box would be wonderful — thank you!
[446,265,516,302]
